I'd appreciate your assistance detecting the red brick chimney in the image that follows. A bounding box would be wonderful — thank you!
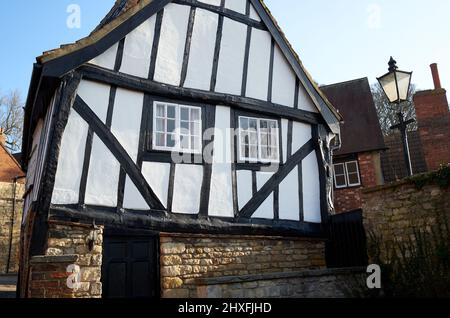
[413,63,450,171]
[0,128,5,147]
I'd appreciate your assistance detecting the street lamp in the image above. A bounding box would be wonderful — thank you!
[377,57,415,176]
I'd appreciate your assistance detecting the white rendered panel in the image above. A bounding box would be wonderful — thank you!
[123,176,149,210]
[184,9,218,90]
[249,4,261,21]
[26,121,43,191]
[77,80,110,123]
[215,18,247,95]
[253,172,274,219]
[209,106,234,217]
[111,88,144,163]
[279,167,300,221]
[172,164,203,214]
[224,0,247,14]
[120,15,156,78]
[302,152,321,223]
[245,29,271,100]
[298,83,318,113]
[52,111,89,204]
[198,0,221,6]
[85,136,120,207]
[237,170,253,210]
[89,42,118,70]
[281,119,288,163]
[292,122,311,154]
[272,45,296,107]
[154,4,190,86]
[142,162,171,208]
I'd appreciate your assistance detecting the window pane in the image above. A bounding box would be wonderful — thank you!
[270,147,278,160]
[249,119,257,130]
[240,131,249,146]
[348,173,360,185]
[180,120,189,133]
[249,145,257,159]
[260,120,268,129]
[335,175,347,187]
[155,133,165,147]
[180,108,189,121]
[241,145,249,158]
[260,133,268,146]
[156,118,165,132]
[167,105,176,119]
[167,119,176,133]
[180,135,189,149]
[334,164,345,175]
[240,117,249,130]
[192,136,201,151]
[166,134,176,148]
[191,108,200,121]
[249,131,258,145]
[346,162,358,174]
[269,131,278,147]
[261,145,269,159]
[190,122,200,136]
[156,104,165,117]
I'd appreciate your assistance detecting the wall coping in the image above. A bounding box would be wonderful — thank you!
[30,255,79,264]
[362,179,415,194]
[186,267,366,286]
[160,232,327,242]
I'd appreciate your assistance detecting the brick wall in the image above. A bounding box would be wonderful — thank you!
[0,181,24,273]
[26,222,103,298]
[362,177,450,262]
[334,151,382,213]
[159,233,326,298]
[0,145,23,183]
[413,88,450,171]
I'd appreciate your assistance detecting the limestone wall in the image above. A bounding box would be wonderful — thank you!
[159,233,327,298]
[0,181,25,273]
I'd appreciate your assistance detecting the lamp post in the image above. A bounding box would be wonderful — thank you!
[377,57,414,176]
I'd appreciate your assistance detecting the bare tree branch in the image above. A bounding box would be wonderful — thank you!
[0,89,24,153]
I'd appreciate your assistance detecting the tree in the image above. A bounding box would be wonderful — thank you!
[0,90,24,153]
[371,82,418,136]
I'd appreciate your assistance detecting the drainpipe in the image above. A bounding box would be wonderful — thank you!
[6,175,26,274]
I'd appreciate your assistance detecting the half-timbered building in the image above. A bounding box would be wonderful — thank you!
[19,0,342,298]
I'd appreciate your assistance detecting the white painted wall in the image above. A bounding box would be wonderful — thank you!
[120,15,156,78]
[142,162,171,208]
[89,42,119,70]
[184,9,218,91]
[245,29,271,100]
[225,0,247,14]
[215,18,247,95]
[198,0,221,7]
[77,80,110,123]
[279,167,300,221]
[272,45,296,107]
[52,111,89,204]
[281,119,288,163]
[110,88,144,163]
[253,172,274,219]
[298,83,319,113]
[208,106,234,217]
[237,170,253,210]
[172,164,203,214]
[292,121,311,154]
[249,4,261,21]
[123,176,150,210]
[85,136,120,207]
[302,151,321,223]
[154,4,190,86]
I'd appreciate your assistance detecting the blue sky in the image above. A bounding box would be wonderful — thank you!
[1,0,449,101]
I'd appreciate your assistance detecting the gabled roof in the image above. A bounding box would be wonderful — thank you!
[321,77,386,156]
[0,143,24,182]
[23,0,342,164]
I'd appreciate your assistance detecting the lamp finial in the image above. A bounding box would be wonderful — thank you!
[388,56,398,72]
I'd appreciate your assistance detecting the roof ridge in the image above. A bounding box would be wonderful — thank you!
[320,77,369,89]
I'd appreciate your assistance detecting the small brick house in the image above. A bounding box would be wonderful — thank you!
[321,78,386,214]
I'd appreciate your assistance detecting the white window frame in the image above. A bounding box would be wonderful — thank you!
[333,160,361,189]
[238,116,280,163]
[345,160,361,187]
[152,101,202,154]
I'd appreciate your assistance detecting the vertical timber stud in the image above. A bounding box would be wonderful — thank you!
[31,72,82,256]
[180,7,196,87]
[148,9,164,80]
[312,125,330,225]
[106,86,117,129]
[78,127,94,208]
[294,78,300,110]
[114,38,125,72]
[298,163,304,222]
[267,38,275,102]
[137,94,152,169]
[199,105,216,217]
[210,0,225,91]
[167,163,176,213]
[241,1,252,97]
[230,109,239,215]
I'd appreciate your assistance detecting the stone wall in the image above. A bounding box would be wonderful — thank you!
[0,181,25,273]
[27,221,103,298]
[362,177,450,262]
[193,268,366,298]
[159,233,326,298]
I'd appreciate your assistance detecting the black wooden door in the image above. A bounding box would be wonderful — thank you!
[102,234,159,298]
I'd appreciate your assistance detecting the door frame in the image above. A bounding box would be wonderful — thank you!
[102,226,161,298]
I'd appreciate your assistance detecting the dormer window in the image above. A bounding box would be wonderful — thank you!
[153,102,202,154]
